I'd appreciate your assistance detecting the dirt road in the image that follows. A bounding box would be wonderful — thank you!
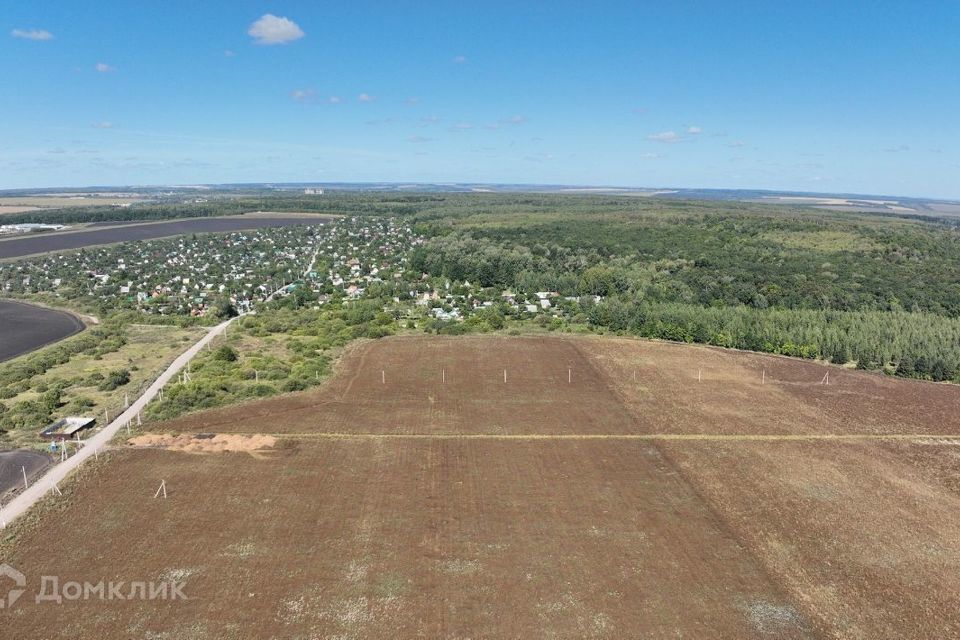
[0,316,235,527]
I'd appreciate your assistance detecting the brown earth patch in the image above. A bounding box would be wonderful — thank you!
[127,433,276,455]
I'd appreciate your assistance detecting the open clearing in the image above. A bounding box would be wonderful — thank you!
[2,335,960,638]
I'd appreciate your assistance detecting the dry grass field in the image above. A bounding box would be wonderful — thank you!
[2,335,960,638]
[0,196,144,212]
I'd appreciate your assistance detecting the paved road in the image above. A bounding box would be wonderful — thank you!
[0,316,236,527]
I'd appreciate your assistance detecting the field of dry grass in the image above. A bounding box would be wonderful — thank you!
[0,196,144,211]
[2,335,959,638]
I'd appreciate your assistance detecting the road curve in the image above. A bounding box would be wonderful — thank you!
[0,316,236,527]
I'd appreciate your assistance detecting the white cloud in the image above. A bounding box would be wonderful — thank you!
[291,88,316,102]
[357,93,375,102]
[452,55,467,64]
[405,97,420,106]
[486,115,528,130]
[95,62,115,73]
[408,135,433,143]
[224,49,236,57]
[12,28,53,41]
[640,152,664,159]
[450,123,474,131]
[91,121,114,129]
[647,130,680,143]
[291,90,344,105]
[248,14,305,45]
[687,125,702,135]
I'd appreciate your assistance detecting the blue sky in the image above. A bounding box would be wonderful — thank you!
[2,1,959,198]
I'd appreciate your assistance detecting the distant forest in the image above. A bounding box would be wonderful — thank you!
[404,196,960,380]
[8,191,960,381]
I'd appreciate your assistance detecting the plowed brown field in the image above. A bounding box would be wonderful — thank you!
[3,335,960,639]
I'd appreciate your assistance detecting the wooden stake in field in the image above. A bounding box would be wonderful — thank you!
[568,368,572,383]
[821,371,830,385]
[22,466,28,490]
[255,370,259,383]
[442,369,445,384]
[698,368,702,383]
[126,421,131,436]
[104,408,109,423]
[50,482,62,497]
[762,369,766,385]
[137,412,142,426]
[503,369,507,383]
[125,392,130,408]
[154,480,167,499]
[381,370,386,384]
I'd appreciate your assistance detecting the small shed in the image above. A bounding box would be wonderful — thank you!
[41,416,95,440]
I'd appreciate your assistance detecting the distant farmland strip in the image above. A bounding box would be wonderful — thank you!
[0,215,333,259]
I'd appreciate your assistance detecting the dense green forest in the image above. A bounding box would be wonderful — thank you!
[399,196,960,380]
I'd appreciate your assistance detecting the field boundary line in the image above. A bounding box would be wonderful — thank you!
[261,432,959,442]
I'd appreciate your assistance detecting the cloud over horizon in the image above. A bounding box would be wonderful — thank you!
[248,14,305,45]
[648,131,681,143]
[11,28,53,41]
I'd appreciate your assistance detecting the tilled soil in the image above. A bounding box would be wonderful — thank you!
[3,335,959,638]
